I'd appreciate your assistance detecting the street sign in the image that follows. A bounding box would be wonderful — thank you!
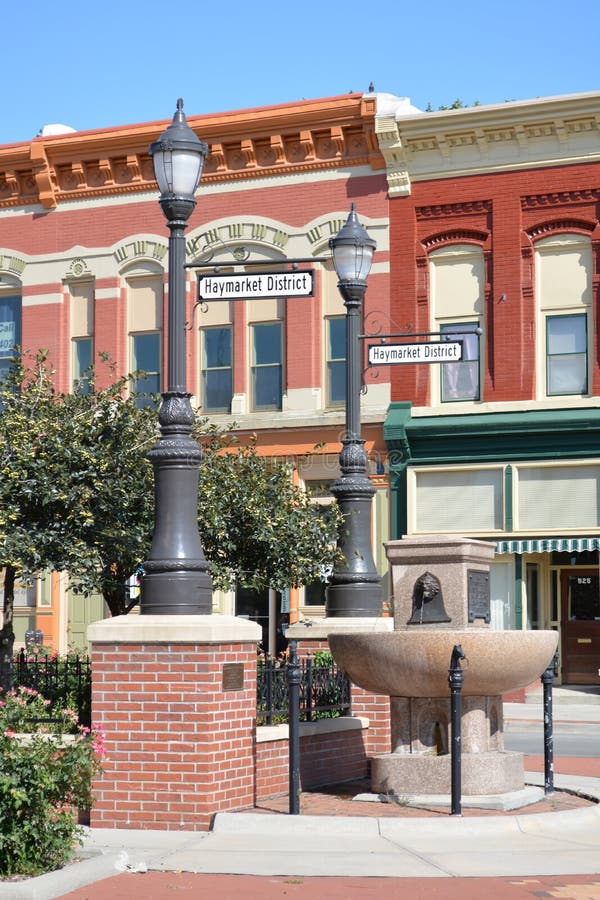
[198,270,314,301]
[368,341,463,365]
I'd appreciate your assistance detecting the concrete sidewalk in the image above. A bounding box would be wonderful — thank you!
[2,765,598,899]
[1,695,599,899]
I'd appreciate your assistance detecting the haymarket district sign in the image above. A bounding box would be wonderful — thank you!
[368,341,462,365]
[198,271,314,301]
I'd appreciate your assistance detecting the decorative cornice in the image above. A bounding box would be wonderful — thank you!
[0,94,384,211]
[526,218,597,240]
[416,200,492,219]
[421,229,489,249]
[521,189,599,209]
[375,92,600,188]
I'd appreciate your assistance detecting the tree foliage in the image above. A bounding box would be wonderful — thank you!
[0,351,340,642]
[198,432,340,593]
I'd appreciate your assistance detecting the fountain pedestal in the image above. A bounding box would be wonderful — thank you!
[329,536,558,799]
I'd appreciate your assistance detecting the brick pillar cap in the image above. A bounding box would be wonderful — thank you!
[87,614,262,645]
[287,617,394,641]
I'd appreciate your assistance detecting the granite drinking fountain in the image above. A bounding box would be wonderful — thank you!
[328,536,558,800]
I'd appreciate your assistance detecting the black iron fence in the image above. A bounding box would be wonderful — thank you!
[11,649,92,728]
[257,654,351,726]
[11,648,349,731]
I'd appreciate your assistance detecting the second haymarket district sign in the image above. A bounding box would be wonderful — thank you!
[198,271,314,300]
[368,341,463,365]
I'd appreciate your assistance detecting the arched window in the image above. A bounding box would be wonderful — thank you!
[534,233,592,398]
[429,243,484,403]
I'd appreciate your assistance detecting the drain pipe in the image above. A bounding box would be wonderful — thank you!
[541,652,557,796]
[448,644,466,816]
[287,640,301,815]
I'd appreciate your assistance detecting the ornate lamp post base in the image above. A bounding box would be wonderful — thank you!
[141,391,212,615]
[326,437,381,617]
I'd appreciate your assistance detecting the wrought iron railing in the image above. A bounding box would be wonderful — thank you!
[257,654,351,725]
[11,649,92,728]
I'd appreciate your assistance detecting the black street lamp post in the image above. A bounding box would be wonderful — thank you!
[140,99,213,615]
[325,206,382,617]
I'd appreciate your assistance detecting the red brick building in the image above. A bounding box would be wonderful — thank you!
[0,93,400,651]
[379,92,600,683]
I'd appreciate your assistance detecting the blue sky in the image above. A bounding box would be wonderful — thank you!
[3,0,599,145]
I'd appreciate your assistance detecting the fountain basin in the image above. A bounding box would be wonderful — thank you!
[328,629,558,697]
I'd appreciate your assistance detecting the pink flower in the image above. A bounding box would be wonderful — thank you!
[4,729,16,738]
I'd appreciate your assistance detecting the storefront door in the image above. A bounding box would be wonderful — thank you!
[560,570,600,684]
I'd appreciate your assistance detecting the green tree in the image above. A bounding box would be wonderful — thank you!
[0,352,82,691]
[198,434,340,593]
[0,352,340,683]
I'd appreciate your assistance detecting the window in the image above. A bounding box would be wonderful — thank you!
[326,317,345,406]
[546,314,587,396]
[429,243,484,404]
[73,337,93,393]
[0,295,21,381]
[251,322,282,410]
[202,327,232,412]
[132,332,161,407]
[441,322,480,401]
[535,233,592,401]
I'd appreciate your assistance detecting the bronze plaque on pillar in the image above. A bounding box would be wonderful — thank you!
[467,570,491,623]
[222,663,244,691]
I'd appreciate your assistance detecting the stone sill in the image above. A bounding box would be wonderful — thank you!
[257,715,369,743]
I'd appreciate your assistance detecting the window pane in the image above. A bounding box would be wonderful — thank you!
[328,361,345,404]
[328,318,346,360]
[254,366,282,409]
[327,318,346,406]
[252,323,282,410]
[547,315,587,396]
[132,333,160,408]
[548,355,587,395]
[204,327,231,368]
[202,327,232,412]
[133,333,160,372]
[74,338,93,393]
[254,323,281,365]
[0,296,21,358]
[548,316,586,354]
[204,369,233,411]
[441,322,480,401]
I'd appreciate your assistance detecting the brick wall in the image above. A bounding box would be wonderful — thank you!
[91,639,257,831]
[293,637,391,756]
[255,719,370,801]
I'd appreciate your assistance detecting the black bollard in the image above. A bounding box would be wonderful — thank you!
[287,640,301,815]
[448,644,466,816]
[541,652,557,796]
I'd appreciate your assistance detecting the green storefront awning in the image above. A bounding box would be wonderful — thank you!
[495,537,600,554]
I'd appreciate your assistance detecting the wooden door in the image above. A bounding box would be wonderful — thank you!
[560,570,600,684]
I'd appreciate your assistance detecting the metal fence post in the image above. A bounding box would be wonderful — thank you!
[541,652,557,796]
[287,640,301,815]
[448,644,465,817]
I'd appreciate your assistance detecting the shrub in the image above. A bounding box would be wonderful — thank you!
[0,687,104,878]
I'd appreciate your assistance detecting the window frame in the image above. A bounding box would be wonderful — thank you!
[545,312,588,397]
[0,294,22,382]
[131,331,161,408]
[201,325,233,413]
[73,336,93,393]
[251,321,283,412]
[440,321,481,403]
[326,316,346,407]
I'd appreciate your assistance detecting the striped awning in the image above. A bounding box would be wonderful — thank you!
[495,537,600,554]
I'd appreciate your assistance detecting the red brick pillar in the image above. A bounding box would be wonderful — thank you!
[88,615,261,831]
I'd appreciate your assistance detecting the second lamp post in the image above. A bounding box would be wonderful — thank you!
[325,205,382,618]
